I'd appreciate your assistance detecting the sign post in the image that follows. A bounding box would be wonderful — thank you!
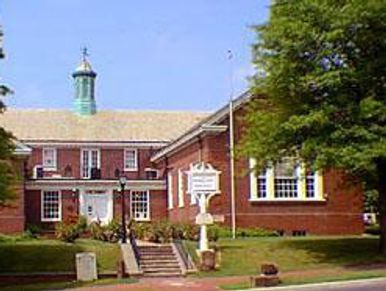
[186,162,221,252]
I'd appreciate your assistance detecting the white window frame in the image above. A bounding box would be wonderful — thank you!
[124,148,138,172]
[42,147,57,171]
[130,190,150,221]
[41,190,62,222]
[178,169,184,207]
[167,172,173,209]
[81,148,100,179]
[249,158,324,202]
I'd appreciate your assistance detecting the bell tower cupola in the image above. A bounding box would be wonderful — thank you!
[72,48,97,115]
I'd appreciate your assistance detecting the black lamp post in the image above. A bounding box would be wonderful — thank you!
[119,175,127,244]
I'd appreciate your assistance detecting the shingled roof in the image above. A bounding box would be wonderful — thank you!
[0,109,209,143]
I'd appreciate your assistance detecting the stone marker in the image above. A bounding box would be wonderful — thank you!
[200,250,216,271]
[76,252,97,281]
[250,263,280,288]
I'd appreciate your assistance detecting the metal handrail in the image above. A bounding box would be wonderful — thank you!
[128,222,141,264]
[173,239,195,270]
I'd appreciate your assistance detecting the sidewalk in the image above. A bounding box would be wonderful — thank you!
[71,266,386,291]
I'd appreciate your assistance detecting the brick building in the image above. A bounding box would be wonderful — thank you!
[0,55,364,235]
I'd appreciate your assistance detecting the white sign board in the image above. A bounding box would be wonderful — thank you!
[196,213,214,225]
[186,162,221,194]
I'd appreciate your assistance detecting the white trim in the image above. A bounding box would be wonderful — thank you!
[249,158,258,200]
[178,169,184,208]
[151,91,251,162]
[26,179,165,191]
[167,172,173,209]
[130,190,151,221]
[124,148,138,172]
[81,148,101,179]
[150,125,228,162]
[22,141,168,148]
[41,190,62,222]
[79,189,113,225]
[249,159,325,202]
[42,147,57,171]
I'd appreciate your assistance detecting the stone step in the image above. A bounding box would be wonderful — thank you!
[139,247,173,251]
[140,261,179,266]
[140,255,176,260]
[140,260,177,264]
[141,264,180,270]
[142,268,181,274]
[139,251,175,255]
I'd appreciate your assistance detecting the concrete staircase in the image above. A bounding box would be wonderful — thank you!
[138,244,183,277]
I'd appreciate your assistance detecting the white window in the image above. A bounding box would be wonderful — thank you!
[167,172,173,209]
[250,158,323,201]
[131,190,150,221]
[42,148,57,170]
[41,190,61,222]
[81,149,100,178]
[178,169,184,207]
[274,159,298,198]
[124,149,138,171]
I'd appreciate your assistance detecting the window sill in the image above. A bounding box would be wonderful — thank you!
[43,167,57,172]
[134,218,150,222]
[124,168,138,172]
[249,198,326,203]
[41,218,61,222]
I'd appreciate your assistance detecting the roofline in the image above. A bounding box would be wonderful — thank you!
[13,142,32,156]
[150,91,252,162]
[22,140,169,148]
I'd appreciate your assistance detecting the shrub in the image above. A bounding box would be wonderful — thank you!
[55,216,88,243]
[55,222,81,243]
[25,224,42,238]
[365,224,380,235]
[90,219,120,243]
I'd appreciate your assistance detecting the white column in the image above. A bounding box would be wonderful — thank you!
[297,163,306,199]
[249,158,258,200]
[198,193,208,251]
[266,166,275,199]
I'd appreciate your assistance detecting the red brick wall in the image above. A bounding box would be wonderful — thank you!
[156,107,364,235]
[0,158,26,233]
[26,189,166,228]
[27,147,156,180]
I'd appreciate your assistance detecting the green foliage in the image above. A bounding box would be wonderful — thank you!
[365,190,379,213]
[130,222,276,243]
[55,216,88,243]
[89,219,120,243]
[0,26,16,205]
[242,0,386,188]
[26,224,42,236]
[207,225,278,241]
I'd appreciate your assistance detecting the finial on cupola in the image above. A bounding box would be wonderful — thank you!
[72,47,97,116]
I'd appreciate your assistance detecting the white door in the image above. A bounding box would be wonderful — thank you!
[79,190,113,225]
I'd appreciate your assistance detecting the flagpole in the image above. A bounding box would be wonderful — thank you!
[227,50,236,239]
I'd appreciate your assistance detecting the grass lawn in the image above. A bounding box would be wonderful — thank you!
[0,237,121,273]
[0,278,138,291]
[185,235,386,277]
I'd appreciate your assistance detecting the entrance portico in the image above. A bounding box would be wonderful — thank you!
[79,189,113,225]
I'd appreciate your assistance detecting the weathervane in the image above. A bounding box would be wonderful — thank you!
[82,47,89,61]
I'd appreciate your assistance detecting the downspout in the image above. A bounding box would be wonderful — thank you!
[227,50,236,239]
[229,99,236,239]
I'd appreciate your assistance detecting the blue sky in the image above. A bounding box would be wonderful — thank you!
[1,1,270,111]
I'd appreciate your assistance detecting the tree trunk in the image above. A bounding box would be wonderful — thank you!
[377,158,386,253]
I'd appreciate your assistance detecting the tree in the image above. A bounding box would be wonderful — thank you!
[241,0,386,251]
[0,25,16,204]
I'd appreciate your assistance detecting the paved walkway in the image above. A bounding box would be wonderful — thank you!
[71,265,386,291]
[72,275,249,291]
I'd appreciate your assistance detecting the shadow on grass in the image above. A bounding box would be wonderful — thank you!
[282,237,386,269]
[0,243,84,273]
